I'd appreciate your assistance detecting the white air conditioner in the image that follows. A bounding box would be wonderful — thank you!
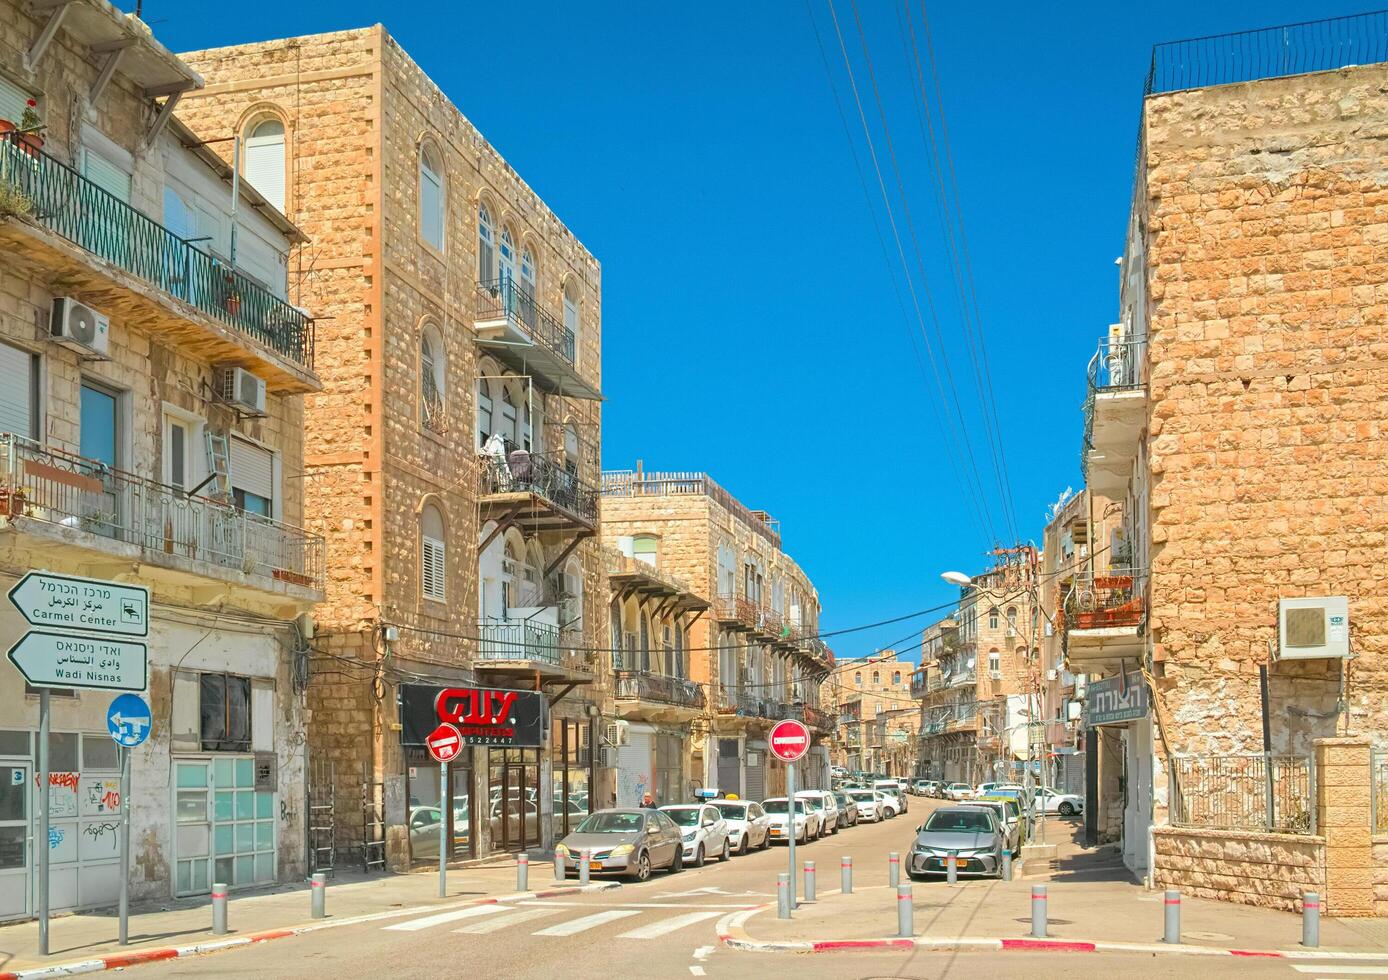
[216,366,267,414]
[600,746,619,769]
[603,720,629,747]
[989,669,1002,680]
[50,297,110,356]
[1006,628,1017,637]
[1278,596,1349,661]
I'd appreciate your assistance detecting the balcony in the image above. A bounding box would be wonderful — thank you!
[0,136,317,393]
[1061,568,1147,666]
[478,448,598,534]
[473,279,600,400]
[1082,335,1147,498]
[613,670,705,721]
[475,617,594,684]
[946,667,977,689]
[712,593,759,634]
[0,434,322,602]
[604,548,708,615]
[802,704,833,732]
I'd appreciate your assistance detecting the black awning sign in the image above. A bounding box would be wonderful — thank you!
[399,684,545,748]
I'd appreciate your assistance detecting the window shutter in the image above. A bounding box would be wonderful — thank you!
[83,148,131,203]
[422,536,446,601]
[0,342,34,439]
[244,131,286,212]
[420,166,443,249]
[0,77,29,129]
[479,235,494,281]
[230,437,274,501]
[171,670,200,752]
[251,678,274,752]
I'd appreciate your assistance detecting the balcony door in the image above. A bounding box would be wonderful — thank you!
[79,381,123,538]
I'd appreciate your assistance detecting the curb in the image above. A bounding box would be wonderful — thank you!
[0,881,620,980]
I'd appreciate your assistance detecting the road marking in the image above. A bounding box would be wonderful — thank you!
[615,910,724,939]
[1291,969,1388,975]
[383,904,508,931]
[692,945,714,961]
[452,907,563,934]
[689,968,706,976]
[519,900,758,909]
[532,909,642,936]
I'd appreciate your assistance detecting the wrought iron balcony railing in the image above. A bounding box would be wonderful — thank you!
[1081,336,1147,482]
[478,447,598,525]
[475,277,575,364]
[614,670,705,710]
[0,434,323,590]
[802,705,832,730]
[477,617,562,665]
[1062,568,1148,634]
[0,134,313,367]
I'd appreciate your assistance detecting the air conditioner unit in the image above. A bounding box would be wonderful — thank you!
[989,669,1003,680]
[1278,596,1349,660]
[50,298,110,356]
[603,720,629,747]
[600,746,619,769]
[1006,628,1017,637]
[216,366,267,414]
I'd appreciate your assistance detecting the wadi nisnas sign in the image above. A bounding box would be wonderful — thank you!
[399,684,545,748]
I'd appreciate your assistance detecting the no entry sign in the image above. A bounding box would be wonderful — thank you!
[769,719,811,763]
[425,723,463,763]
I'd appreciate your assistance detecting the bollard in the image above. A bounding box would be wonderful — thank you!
[310,873,326,920]
[554,850,566,881]
[897,883,914,938]
[889,851,900,887]
[1163,889,1180,944]
[1001,849,1013,882]
[778,873,791,920]
[804,860,816,903]
[946,849,958,885]
[211,883,228,936]
[1029,884,1048,938]
[841,855,853,895]
[517,853,529,891]
[579,849,591,886]
[1302,891,1320,948]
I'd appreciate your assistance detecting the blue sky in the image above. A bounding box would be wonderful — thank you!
[160,1,1348,663]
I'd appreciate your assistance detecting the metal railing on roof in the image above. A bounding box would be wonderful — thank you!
[1145,10,1388,96]
[0,134,313,367]
[601,470,782,547]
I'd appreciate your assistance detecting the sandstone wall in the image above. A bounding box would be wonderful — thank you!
[1374,836,1388,916]
[1152,826,1324,912]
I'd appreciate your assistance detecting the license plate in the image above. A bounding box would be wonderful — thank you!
[770,828,782,836]
[589,861,603,871]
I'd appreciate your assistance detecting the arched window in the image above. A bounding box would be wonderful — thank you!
[421,503,446,602]
[502,539,518,611]
[421,326,444,434]
[478,204,495,281]
[500,387,518,444]
[609,598,622,665]
[1006,607,1018,633]
[639,613,651,672]
[661,625,673,676]
[673,624,684,678]
[499,227,516,284]
[419,144,444,250]
[476,379,492,449]
[562,280,579,365]
[521,392,532,451]
[872,671,880,685]
[519,247,538,327]
[988,607,1000,630]
[562,557,583,635]
[716,542,736,597]
[244,117,286,212]
[892,671,901,685]
[989,650,1001,675]
[633,534,658,567]
[854,672,862,687]
[563,422,579,477]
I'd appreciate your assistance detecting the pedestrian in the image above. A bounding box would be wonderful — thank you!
[641,793,657,810]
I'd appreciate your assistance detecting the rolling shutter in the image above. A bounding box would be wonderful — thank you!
[0,342,34,439]
[0,77,31,130]
[83,148,131,203]
[229,437,274,501]
[243,122,286,212]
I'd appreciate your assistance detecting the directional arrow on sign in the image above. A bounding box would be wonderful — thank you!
[110,711,150,729]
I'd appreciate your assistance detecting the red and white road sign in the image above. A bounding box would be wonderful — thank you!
[768,719,811,763]
[425,722,463,763]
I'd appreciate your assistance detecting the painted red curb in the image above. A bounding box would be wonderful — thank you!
[1230,949,1285,958]
[1002,939,1097,953]
[101,949,181,968]
[812,939,915,951]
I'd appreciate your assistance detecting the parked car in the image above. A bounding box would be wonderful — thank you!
[1032,787,1084,816]
[907,807,1006,880]
[973,781,999,798]
[874,780,908,814]
[910,778,931,796]
[660,803,732,866]
[833,790,858,826]
[846,788,882,822]
[712,799,771,854]
[763,797,819,843]
[975,795,1028,848]
[555,808,684,881]
[795,790,839,837]
[944,782,974,801]
[961,800,1021,853]
[875,790,901,818]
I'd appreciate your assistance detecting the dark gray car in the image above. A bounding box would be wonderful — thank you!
[907,806,1004,879]
[556,808,684,882]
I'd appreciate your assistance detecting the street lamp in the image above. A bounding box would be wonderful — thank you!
[940,571,973,588]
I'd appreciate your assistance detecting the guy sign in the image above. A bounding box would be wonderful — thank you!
[769,719,811,763]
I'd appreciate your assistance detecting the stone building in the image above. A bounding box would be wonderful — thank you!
[601,467,833,800]
[914,619,962,780]
[0,1,322,918]
[178,25,605,867]
[829,649,913,776]
[1065,11,1388,914]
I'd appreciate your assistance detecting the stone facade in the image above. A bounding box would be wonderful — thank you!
[1152,826,1324,912]
[831,649,914,775]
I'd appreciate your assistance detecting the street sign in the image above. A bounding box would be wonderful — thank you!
[7,630,148,692]
[8,571,149,638]
[768,719,811,763]
[425,723,463,763]
[107,694,152,748]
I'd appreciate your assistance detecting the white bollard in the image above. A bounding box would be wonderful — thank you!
[1302,891,1320,948]
[211,882,228,936]
[517,853,529,891]
[1030,884,1048,938]
[579,848,591,886]
[889,851,900,887]
[310,873,326,919]
[1163,889,1180,944]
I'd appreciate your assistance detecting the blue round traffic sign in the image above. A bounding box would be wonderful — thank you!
[107,693,151,748]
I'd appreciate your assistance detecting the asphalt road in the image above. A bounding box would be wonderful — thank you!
[130,800,1302,980]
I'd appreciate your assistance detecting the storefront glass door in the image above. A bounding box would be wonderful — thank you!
[0,762,30,920]
[174,756,275,895]
[488,749,539,853]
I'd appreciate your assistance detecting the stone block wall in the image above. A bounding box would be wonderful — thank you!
[1152,826,1324,911]
[1374,836,1388,916]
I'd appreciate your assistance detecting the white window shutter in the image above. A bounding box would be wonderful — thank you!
[0,77,29,129]
[0,343,34,440]
[83,148,131,203]
[230,437,274,501]
[251,678,274,752]
[244,133,286,212]
[171,670,200,752]
[422,535,445,602]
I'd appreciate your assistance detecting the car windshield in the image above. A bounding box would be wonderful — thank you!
[797,796,823,811]
[662,807,701,828]
[763,800,804,815]
[849,792,874,802]
[574,812,644,834]
[925,810,993,833]
[714,803,747,821]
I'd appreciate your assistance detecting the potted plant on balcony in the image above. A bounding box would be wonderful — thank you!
[0,99,45,157]
[0,484,27,517]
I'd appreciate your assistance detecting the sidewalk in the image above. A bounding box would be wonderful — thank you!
[726,818,1388,956]
[0,861,604,977]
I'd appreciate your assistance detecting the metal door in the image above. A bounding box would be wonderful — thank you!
[0,762,30,920]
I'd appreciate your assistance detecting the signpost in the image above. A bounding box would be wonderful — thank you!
[426,723,462,898]
[769,719,811,915]
[8,572,150,956]
[107,694,150,946]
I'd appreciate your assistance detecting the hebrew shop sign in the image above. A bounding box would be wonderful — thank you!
[399,684,545,748]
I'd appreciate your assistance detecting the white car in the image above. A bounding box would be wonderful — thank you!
[1032,788,1084,816]
[763,797,820,843]
[659,804,731,866]
[875,790,901,818]
[873,780,908,814]
[846,788,882,822]
[973,782,999,799]
[711,799,771,853]
[795,790,839,837]
[944,782,974,801]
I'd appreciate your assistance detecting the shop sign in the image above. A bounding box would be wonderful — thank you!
[399,684,545,748]
[1086,671,1149,727]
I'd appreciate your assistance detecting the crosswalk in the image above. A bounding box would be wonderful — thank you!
[1285,954,1388,979]
[382,899,746,942]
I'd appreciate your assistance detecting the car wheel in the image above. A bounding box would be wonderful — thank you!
[720,838,731,862]
[631,850,652,883]
[670,848,684,874]
[693,844,705,868]
[1059,802,1075,816]
[761,831,771,850]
